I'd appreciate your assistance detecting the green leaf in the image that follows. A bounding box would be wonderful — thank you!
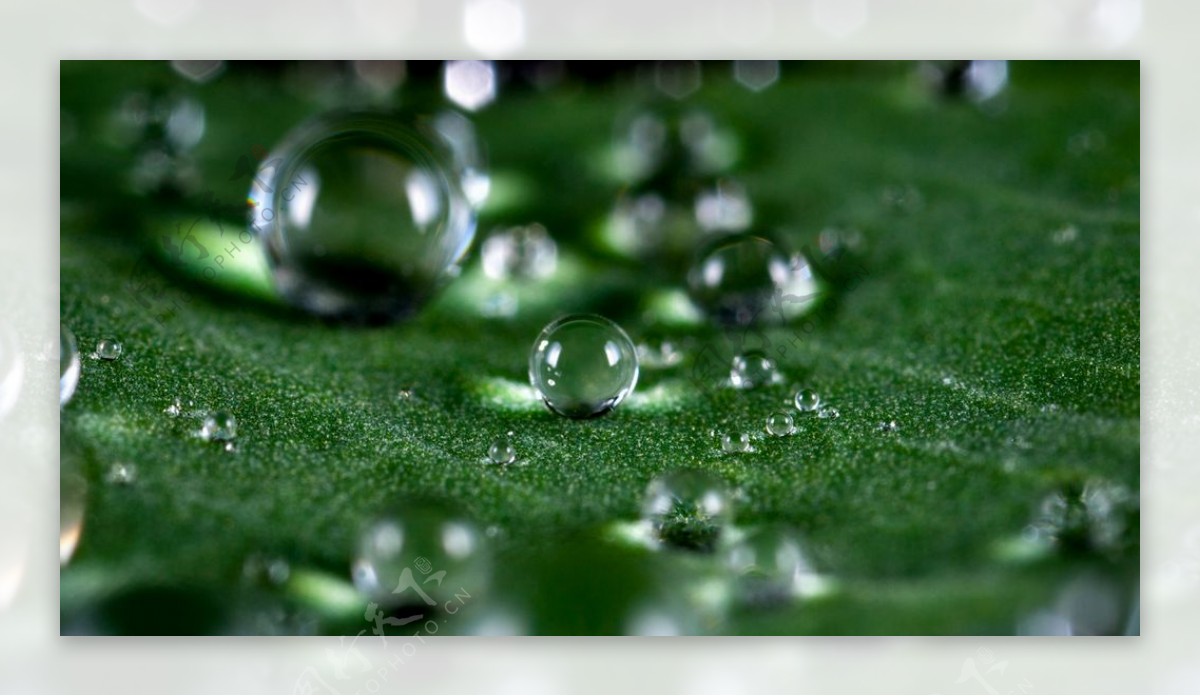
[60,61,1138,635]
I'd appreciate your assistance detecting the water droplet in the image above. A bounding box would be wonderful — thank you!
[223,442,237,453]
[610,108,737,185]
[817,406,840,419]
[794,388,821,412]
[688,233,819,327]
[721,432,752,454]
[636,340,684,369]
[642,469,733,552]
[94,338,122,361]
[725,525,826,606]
[487,437,516,465]
[1027,478,1138,556]
[200,411,237,441]
[730,351,778,389]
[733,60,780,92]
[105,462,137,485]
[397,388,414,401]
[765,412,795,437]
[164,399,181,417]
[694,178,753,233]
[60,437,87,566]
[878,420,898,433]
[481,223,557,281]
[352,504,490,607]
[1053,225,1080,245]
[249,111,475,322]
[921,60,1008,103]
[59,325,80,407]
[243,553,291,586]
[443,60,497,112]
[528,314,639,419]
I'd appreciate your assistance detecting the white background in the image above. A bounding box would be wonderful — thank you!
[1,0,1193,692]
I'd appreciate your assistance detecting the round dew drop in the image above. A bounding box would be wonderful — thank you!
[487,438,516,465]
[528,314,639,419]
[721,432,752,454]
[201,411,237,441]
[687,232,819,327]
[794,388,820,412]
[730,351,777,389]
[765,412,795,437]
[95,338,122,361]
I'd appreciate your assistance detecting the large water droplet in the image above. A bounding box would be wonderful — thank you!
[642,469,733,552]
[352,504,490,608]
[480,223,557,281]
[687,233,819,327]
[94,338,122,361]
[249,111,475,322]
[59,325,81,407]
[730,351,778,389]
[1026,478,1138,556]
[528,314,639,419]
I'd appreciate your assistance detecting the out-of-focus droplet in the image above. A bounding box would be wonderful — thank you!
[105,462,138,486]
[59,325,80,407]
[730,351,778,389]
[170,60,225,84]
[528,314,639,419]
[1018,572,1127,636]
[248,111,475,322]
[352,504,490,608]
[654,61,702,101]
[688,233,820,327]
[444,60,498,112]
[694,178,753,233]
[733,60,780,92]
[642,468,733,552]
[920,60,1008,103]
[725,525,828,606]
[481,223,557,281]
[200,411,237,442]
[1025,478,1138,556]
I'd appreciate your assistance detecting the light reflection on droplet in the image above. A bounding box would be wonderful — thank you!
[444,60,498,112]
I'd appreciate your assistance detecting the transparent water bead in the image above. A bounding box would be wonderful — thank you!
[487,437,516,465]
[529,314,639,419]
[248,111,475,323]
[1026,479,1138,555]
[94,338,122,361]
[794,388,821,412]
[105,463,138,485]
[59,325,81,407]
[688,233,819,327]
[642,468,733,552]
[610,108,738,185]
[765,413,795,437]
[200,411,237,441]
[352,504,490,607]
[726,525,823,606]
[481,223,557,281]
[730,351,778,389]
[878,420,898,433]
[721,432,752,454]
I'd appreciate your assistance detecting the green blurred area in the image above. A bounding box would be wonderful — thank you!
[59,61,1138,635]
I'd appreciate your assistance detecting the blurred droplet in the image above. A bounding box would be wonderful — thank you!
[481,223,557,281]
[694,178,753,233]
[726,525,829,605]
[733,60,780,92]
[642,468,733,552]
[654,61,702,101]
[730,351,779,389]
[170,60,225,84]
[444,60,498,112]
[688,233,820,327]
[200,411,237,442]
[105,462,138,486]
[430,110,490,208]
[352,60,406,97]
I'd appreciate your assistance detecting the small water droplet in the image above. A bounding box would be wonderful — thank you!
[397,388,414,401]
[164,399,181,417]
[878,420,898,433]
[487,437,516,465]
[528,314,639,419]
[59,325,80,407]
[765,412,795,437]
[817,407,840,419]
[481,223,557,281]
[94,338,122,361]
[720,432,752,454]
[223,441,237,453]
[200,411,237,441]
[793,388,821,412]
[641,468,733,552]
[105,462,137,485]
